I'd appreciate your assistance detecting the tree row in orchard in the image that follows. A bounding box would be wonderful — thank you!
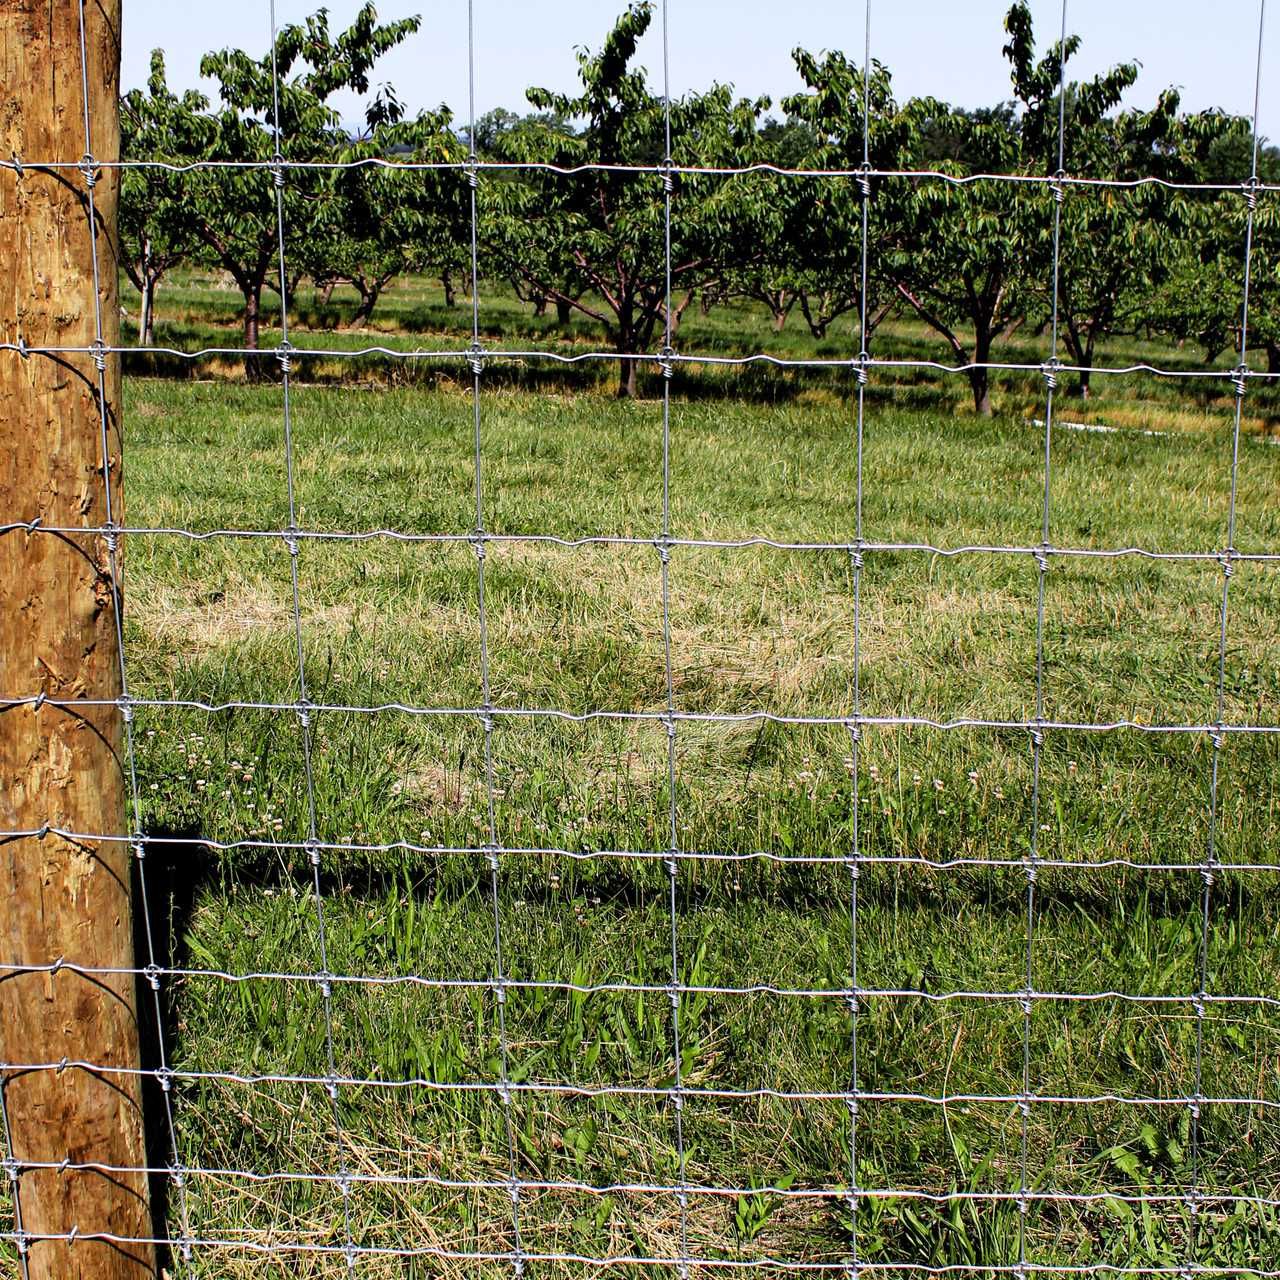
[121,1,1279,407]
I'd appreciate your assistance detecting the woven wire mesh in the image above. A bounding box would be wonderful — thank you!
[2,0,1280,1275]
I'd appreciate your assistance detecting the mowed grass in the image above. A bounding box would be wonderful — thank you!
[105,297,1280,1278]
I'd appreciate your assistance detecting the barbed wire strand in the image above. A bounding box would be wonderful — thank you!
[266,2,358,1271]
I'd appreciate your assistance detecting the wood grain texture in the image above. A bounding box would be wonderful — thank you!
[1,2,157,1276]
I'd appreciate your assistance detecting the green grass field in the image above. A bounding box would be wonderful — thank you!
[90,273,1280,1275]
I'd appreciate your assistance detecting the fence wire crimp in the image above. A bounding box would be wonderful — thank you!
[658,345,676,380]
[305,836,322,868]
[143,963,162,993]
[1241,174,1261,211]
[270,152,286,190]
[1040,357,1063,392]
[89,338,108,373]
[1050,167,1068,205]
[468,341,485,377]
[856,162,873,200]
[1231,363,1250,399]
[77,152,97,190]
[855,350,871,387]
[276,340,293,375]
[659,157,675,194]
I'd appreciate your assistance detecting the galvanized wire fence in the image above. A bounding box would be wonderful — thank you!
[2,0,1280,1275]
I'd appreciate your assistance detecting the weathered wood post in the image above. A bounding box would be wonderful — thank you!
[0,2,158,1276]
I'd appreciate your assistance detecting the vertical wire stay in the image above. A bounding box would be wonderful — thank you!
[465,3,525,1272]
[845,4,873,1277]
[73,1,196,1272]
[265,3,358,1270]
[0,3,1276,1273]
[1195,0,1268,1263]
[0,1080,27,1280]
[658,1,690,1274]
[1020,0,1072,1268]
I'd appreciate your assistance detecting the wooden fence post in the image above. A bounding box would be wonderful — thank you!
[0,2,158,1277]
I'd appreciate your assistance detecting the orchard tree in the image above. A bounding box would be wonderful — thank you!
[306,104,468,329]
[885,3,1141,414]
[1042,95,1242,395]
[484,1,772,397]
[474,108,583,321]
[886,101,1031,415]
[773,51,913,345]
[174,4,424,374]
[119,52,212,344]
[1152,123,1280,371]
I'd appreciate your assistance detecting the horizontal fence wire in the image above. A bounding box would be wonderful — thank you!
[2,0,1279,1274]
[2,340,1275,382]
[1,153,1278,195]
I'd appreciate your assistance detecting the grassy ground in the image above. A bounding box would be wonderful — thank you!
[79,274,1280,1275]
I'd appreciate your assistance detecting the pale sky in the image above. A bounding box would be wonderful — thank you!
[121,1,1279,141]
